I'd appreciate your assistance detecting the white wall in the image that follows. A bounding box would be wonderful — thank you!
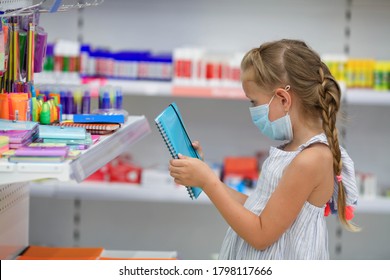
[29,0,390,259]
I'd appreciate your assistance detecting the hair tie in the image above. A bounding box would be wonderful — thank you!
[336,175,342,182]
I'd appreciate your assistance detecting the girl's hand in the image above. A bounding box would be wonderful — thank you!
[192,140,204,160]
[169,154,218,189]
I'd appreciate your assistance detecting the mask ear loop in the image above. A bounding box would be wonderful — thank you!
[283,85,291,115]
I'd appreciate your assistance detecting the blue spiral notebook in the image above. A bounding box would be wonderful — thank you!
[155,102,203,199]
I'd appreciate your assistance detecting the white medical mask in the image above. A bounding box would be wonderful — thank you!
[249,87,293,141]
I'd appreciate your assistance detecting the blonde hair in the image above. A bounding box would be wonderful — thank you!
[242,39,358,231]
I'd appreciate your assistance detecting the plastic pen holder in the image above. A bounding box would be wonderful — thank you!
[9,98,30,121]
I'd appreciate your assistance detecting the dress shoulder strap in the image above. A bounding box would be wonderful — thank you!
[298,133,328,151]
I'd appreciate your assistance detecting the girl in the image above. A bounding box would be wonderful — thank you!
[169,39,359,259]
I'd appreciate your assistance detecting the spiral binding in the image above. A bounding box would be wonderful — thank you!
[155,121,177,159]
[155,121,195,199]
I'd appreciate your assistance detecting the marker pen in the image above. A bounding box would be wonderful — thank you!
[81,91,90,114]
[40,101,51,125]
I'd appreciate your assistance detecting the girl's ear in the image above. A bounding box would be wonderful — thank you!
[275,88,292,112]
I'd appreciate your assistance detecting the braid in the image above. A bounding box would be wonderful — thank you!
[317,64,357,231]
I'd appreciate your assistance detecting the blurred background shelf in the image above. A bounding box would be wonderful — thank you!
[346,89,390,105]
[29,181,390,213]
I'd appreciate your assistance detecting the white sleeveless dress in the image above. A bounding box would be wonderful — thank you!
[218,133,358,260]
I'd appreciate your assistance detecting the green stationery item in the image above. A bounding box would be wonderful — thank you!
[40,102,51,124]
[19,31,27,79]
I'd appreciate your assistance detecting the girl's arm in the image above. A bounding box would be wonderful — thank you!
[191,141,248,205]
[220,182,248,205]
[170,145,333,250]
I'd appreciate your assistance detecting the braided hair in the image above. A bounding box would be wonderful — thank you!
[241,39,358,231]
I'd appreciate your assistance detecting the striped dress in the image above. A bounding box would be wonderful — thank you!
[218,133,358,260]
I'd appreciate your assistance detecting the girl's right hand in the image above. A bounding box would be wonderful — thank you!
[192,140,204,160]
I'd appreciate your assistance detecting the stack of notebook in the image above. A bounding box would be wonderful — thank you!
[0,119,39,149]
[38,125,93,150]
[8,146,70,163]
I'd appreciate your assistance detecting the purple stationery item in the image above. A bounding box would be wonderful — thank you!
[9,139,33,149]
[0,130,32,143]
[14,146,70,157]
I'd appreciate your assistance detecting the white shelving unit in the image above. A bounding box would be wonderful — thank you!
[0,116,151,259]
[29,181,212,204]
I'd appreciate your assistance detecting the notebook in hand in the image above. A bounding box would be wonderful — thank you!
[155,102,202,199]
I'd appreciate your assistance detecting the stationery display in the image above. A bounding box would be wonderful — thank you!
[155,102,203,199]
[0,119,39,148]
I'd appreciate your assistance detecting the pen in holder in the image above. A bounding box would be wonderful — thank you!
[93,87,128,120]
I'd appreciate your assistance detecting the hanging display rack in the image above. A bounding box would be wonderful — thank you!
[0,0,104,17]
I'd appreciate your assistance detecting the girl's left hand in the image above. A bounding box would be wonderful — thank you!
[169,154,218,189]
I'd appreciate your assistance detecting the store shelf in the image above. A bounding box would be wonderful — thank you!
[29,180,212,204]
[105,79,172,96]
[172,85,245,99]
[29,180,390,213]
[345,89,390,105]
[37,74,390,103]
[101,80,390,103]
[354,197,390,214]
[0,115,151,185]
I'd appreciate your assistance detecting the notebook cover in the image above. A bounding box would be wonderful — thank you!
[0,135,9,146]
[14,146,70,157]
[0,119,38,131]
[39,125,87,140]
[42,133,92,145]
[0,130,33,143]
[8,131,39,149]
[155,102,203,199]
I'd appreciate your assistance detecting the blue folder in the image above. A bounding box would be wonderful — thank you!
[155,102,203,199]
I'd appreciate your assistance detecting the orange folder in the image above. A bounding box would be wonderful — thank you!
[17,245,104,260]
